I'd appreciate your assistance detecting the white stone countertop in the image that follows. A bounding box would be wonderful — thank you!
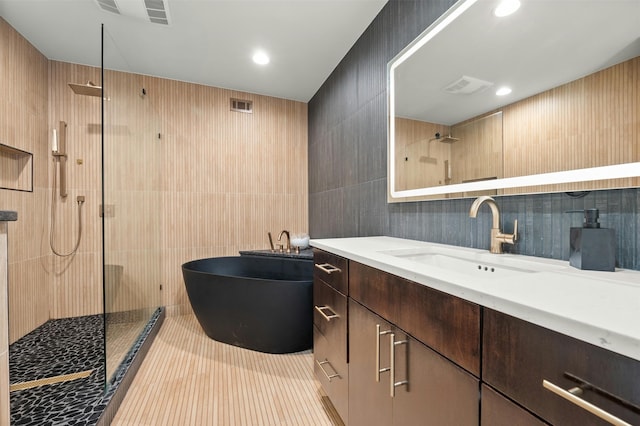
[310,236,640,362]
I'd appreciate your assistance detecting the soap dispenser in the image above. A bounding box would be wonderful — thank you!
[569,208,616,271]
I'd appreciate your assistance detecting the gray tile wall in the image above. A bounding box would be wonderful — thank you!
[308,0,639,271]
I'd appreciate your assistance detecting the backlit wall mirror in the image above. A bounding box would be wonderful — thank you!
[388,0,640,202]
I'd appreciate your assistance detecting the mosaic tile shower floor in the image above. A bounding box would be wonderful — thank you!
[9,315,106,425]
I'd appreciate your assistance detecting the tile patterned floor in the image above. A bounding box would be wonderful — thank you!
[9,315,106,425]
[8,310,161,425]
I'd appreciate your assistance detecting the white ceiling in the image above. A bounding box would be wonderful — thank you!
[0,0,388,102]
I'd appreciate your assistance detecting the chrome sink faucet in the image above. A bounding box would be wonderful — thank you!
[469,196,517,254]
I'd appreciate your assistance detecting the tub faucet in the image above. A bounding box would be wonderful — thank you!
[278,230,291,253]
[469,196,517,254]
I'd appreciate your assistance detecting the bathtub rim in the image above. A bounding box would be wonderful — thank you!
[181,255,314,283]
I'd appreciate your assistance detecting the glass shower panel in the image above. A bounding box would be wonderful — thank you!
[102,26,162,386]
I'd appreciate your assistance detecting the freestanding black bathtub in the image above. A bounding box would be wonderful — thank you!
[182,255,313,354]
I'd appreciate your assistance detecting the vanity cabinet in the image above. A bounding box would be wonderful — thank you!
[312,238,640,426]
[348,299,479,426]
[483,309,640,426]
[312,249,349,422]
[349,261,481,376]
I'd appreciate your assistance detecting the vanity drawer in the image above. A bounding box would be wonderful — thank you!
[481,384,548,426]
[483,309,640,426]
[314,325,348,423]
[349,261,481,376]
[313,249,348,295]
[313,278,347,362]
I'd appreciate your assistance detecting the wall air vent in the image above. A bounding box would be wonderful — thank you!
[231,99,253,113]
[95,0,120,14]
[444,75,493,95]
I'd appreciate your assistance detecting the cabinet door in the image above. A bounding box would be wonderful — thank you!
[392,331,479,425]
[484,309,640,426]
[349,300,393,426]
[349,300,480,426]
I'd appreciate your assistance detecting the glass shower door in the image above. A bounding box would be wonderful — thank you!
[102,26,163,386]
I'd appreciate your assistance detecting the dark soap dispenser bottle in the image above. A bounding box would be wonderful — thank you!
[569,208,616,271]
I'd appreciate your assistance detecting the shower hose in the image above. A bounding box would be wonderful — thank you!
[49,158,84,257]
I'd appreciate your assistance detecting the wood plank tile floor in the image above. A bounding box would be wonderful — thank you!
[112,313,343,426]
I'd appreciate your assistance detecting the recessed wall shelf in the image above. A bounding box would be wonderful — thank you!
[0,143,33,192]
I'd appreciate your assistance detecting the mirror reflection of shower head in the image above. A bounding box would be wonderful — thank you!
[68,81,102,97]
[431,132,459,143]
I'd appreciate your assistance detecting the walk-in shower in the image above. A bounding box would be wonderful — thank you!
[9,24,163,425]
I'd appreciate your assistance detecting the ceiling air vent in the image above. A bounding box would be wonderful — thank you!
[144,0,170,25]
[94,0,170,25]
[231,99,253,114]
[95,0,120,14]
[444,75,493,95]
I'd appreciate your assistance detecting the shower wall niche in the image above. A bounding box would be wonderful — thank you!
[0,144,33,192]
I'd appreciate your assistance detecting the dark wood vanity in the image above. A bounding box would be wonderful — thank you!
[312,247,640,426]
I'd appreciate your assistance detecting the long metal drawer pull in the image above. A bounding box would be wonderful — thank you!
[315,263,342,274]
[376,324,392,382]
[316,359,340,382]
[389,333,408,397]
[563,372,640,414]
[314,305,339,322]
[543,380,632,426]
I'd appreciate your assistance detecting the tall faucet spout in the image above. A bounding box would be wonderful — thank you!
[469,196,517,254]
[469,196,500,229]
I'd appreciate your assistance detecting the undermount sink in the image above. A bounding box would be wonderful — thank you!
[379,246,565,279]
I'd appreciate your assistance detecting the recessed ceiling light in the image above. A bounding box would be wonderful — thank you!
[252,51,270,65]
[496,87,512,96]
[494,0,520,17]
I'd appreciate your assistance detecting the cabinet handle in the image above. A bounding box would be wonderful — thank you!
[376,324,392,382]
[543,380,632,426]
[316,359,340,382]
[315,263,342,274]
[389,332,408,397]
[314,305,339,322]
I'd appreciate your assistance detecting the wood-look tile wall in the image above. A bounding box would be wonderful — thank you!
[150,76,308,312]
[0,18,50,344]
[48,61,104,320]
[502,56,640,194]
[2,16,309,341]
[102,68,162,316]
